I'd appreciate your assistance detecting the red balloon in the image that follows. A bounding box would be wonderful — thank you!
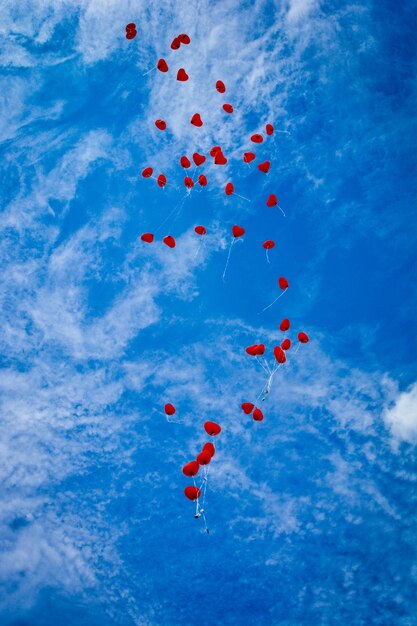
[274,346,286,363]
[184,176,194,189]
[246,345,258,356]
[157,174,167,188]
[164,403,176,415]
[182,461,199,477]
[214,151,227,165]
[298,331,309,344]
[142,167,153,178]
[266,193,278,207]
[232,225,245,238]
[243,152,255,163]
[195,225,206,235]
[155,119,166,131]
[202,442,215,457]
[258,161,270,174]
[193,152,206,166]
[141,233,154,243]
[210,146,221,157]
[177,68,189,81]
[184,486,201,501]
[157,58,168,72]
[178,33,190,44]
[241,402,254,415]
[196,450,212,466]
[255,344,265,355]
[190,113,203,126]
[251,133,263,143]
[278,276,289,290]
[223,103,234,114]
[266,123,274,135]
[180,155,191,168]
[125,30,137,40]
[126,23,136,30]
[204,421,221,436]
[279,318,290,331]
[281,338,291,351]
[163,235,176,249]
[198,174,207,186]
[225,182,234,196]
[216,80,226,93]
[253,408,264,421]
[171,37,181,50]
[263,240,275,249]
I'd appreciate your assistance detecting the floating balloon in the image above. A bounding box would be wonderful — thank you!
[155,119,166,131]
[177,68,189,81]
[182,461,199,477]
[232,225,245,238]
[298,332,309,344]
[163,235,176,248]
[184,176,194,189]
[251,133,263,143]
[223,104,234,113]
[246,344,265,356]
[184,486,201,501]
[266,194,278,207]
[273,346,286,363]
[202,442,215,457]
[279,318,290,331]
[126,23,136,30]
[225,182,234,196]
[204,421,221,436]
[263,240,275,249]
[258,161,270,174]
[196,450,212,466]
[171,37,181,50]
[278,277,289,290]
[142,167,153,178]
[216,80,226,93]
[180,155,191,168]
[241,402,254,415]
[243,152,256,163]
[157,58,168,72]
[193,152,206,166]
[214,151,227,165]
[198,174,207,186]
[266,123,274,136]
[253,408,264,421]
[178,33,191,44]
[281,338,291,351]
[141,233,154,243]
[190,113,203,126]
[195,225,206,235]
[126,31,136,40]
[210,146,221,157]
[164,403,176,415]
[157,174,167,187]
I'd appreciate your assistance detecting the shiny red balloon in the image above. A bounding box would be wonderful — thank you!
[198,174,207,186]
[251,133,263,143]
[195,225,206,235]
[216,80,226,93]
[177,68,188,81]
[163,235,176,249]
[225,182,234,196]
[253,408,264,421]
[243,152,256,163]
[232,225,245,238]
[157,174,167,188]
[202,442,215,457]
[178,33,191,44]
[196,450,212,466]
[142,167,153,178]
[263,240,275,249]
[241,402,254,415]
[155,119,166,131]
[157,58,168,72]
[125,30,137,40]
[258,161,270,174]
[190,113,203,127]
[180,155,191,168]
[204,421,221,436]
[278,277,289,290]
[273,346,286,363]
[266,123,274,135]
[214,151,227,165]
[279,318,290,331]
[281,338,291,351]
[164,403,176,415]
[184,486,200,501]
[171,37,181,50]
[184,176,194,189]
[193,152,206,166]
[141,233,154,243]
[210,146,221,157]
[266,194,278,207]
[223,103,234,114]
[182,461,199,477]
[298,332,309,344]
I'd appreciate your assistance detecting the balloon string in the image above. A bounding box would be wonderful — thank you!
[255,355,270,375]
[277,204,286,217]
[222,238,235,282]
[193,237,205,261]
[142,66,157,77]
[234,193,250,202]
[154,191,188,233]
[266,249,270,264]
[260,287,288,313]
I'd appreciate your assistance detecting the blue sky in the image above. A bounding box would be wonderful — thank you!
[1,0,416,624]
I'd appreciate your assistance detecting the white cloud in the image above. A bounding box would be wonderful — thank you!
[383,383,417,444]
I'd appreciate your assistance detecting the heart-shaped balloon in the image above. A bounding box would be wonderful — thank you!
[142,167,153,178]
[243,152,255,163]
[279,318,290,331]
[223,103,233,114]
[266,123,274,135]
[253,408,264,421]
[171,37,181,50]
[298,332,309,344]
[141,233,154,243]
[178,33,190,44]
[195,225,206,235]
[126,30,137,40]
[190,113,203,126]
[251,133,263,143]
[246,345,258,356]
[278,276,289,290]
[241,402,254,415]
[180,155,191,168]
[258,161,270,174]
[157,58,168,72]
[192,152,206,166]
[281,338,291,351]
[157,174,167,187]
[184,176,194,189]
[216,80,226,93]
[274,346,286,363]
[163,235,176,249]
[210,145,221,157]
[266,193,277,207]
[177,68,189,81]
[155,119,166,131]
[225,182,234,196]
[263,240,275,249]
[232,225,245,238]
[198,174,207,186]
[214,152,227,165]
